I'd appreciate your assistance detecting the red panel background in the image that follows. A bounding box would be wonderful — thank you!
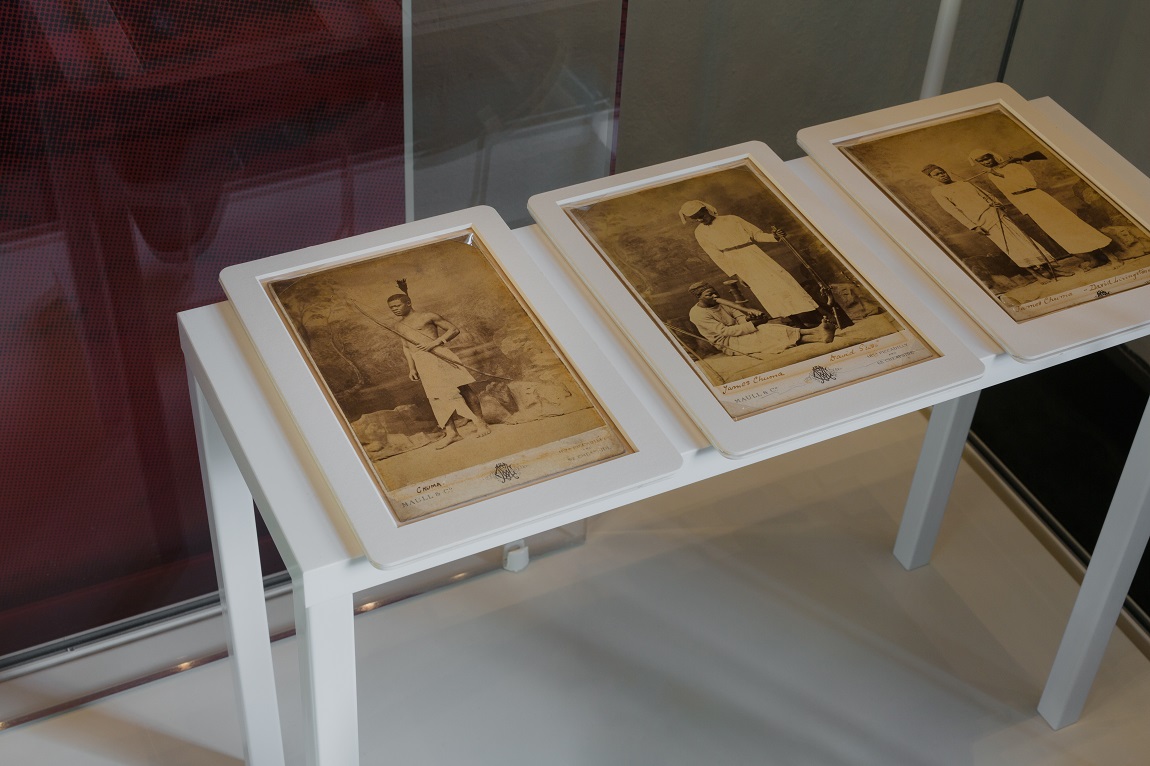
[0,0,406,659]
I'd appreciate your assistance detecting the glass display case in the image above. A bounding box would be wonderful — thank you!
[2,0,1148,724]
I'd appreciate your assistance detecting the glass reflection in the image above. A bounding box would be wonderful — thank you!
[410,0,624,225]
[1,0,629,664]
[1,0,405,659]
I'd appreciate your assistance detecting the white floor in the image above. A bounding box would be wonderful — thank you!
[3,411,1150,765]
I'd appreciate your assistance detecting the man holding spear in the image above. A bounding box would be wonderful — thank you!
[386,286,491,450]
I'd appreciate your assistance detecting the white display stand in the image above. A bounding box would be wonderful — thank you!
[179,158,1150,766]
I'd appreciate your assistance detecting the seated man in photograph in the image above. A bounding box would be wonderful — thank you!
[687,282,834,358]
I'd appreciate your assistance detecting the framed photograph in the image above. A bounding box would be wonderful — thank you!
[220,206,680,568]
[529,142,983,458]
[798,82,1150,360]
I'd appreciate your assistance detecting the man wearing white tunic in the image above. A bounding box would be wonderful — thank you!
[680,200,819,322]
[388,293,490,450]
[921,163,1060,281]
[686,282,832,358]
[968,149,1111,265]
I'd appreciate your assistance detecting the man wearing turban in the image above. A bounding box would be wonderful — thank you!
[968,149,1112,267]
[679,200,819,323]
[921,163,1062,281]
[686,282,833,359]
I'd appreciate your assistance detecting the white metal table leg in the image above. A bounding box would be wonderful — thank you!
[894,392,981,570]
[190,375,287,766]
[296,591,359,766]
[1038,398,1150,729]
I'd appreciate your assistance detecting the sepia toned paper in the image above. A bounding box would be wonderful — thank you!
[838,105,1150,322]
[564,161,938,420]
[265,231,630,523]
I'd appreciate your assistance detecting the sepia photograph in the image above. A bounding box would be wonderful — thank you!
[266,231,630,523]
[838,104,1150,322]
[563,161,938,419]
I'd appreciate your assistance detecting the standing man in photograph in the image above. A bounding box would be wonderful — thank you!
[680,199,821,325]
[921,163,1065,282]
[967,149,1114,268]
[387,289,491,450]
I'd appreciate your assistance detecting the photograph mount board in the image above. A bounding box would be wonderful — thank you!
[798,83,1150,361]
[530,142,983,458]
[220,206,681,568]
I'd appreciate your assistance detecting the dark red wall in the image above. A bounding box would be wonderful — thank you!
[1,0,406,659]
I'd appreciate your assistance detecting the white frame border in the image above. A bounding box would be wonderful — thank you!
[797,82,1150,362]
[528,142,984,458]
[220,206,681,568]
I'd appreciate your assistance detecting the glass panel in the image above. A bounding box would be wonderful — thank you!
[2,0,633,667]
[614,0,1017,170]
[1004,0,1150,176]
[973,0,1150,625]
[0,0,405,662]
[0,0,1066,669]
[969,349,1150,622]
[411,0,626,226]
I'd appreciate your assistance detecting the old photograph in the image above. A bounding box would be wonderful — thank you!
[838,104,1150,322]
[266,232,630,522]
[564,161,938,419]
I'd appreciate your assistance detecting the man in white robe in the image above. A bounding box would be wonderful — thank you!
[968,149,1112,267]
[922,163,1061,281]
[680,200,819,323]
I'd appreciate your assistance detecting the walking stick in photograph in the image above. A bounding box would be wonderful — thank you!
[989,204,1060,281]
[772,230,854,329]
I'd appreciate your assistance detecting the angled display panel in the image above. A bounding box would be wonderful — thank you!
[220,207,680,567]
[798,83,1150,361]
[529,142,983,457]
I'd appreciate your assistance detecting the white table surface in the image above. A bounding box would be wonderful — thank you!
[178,144,1150,763]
